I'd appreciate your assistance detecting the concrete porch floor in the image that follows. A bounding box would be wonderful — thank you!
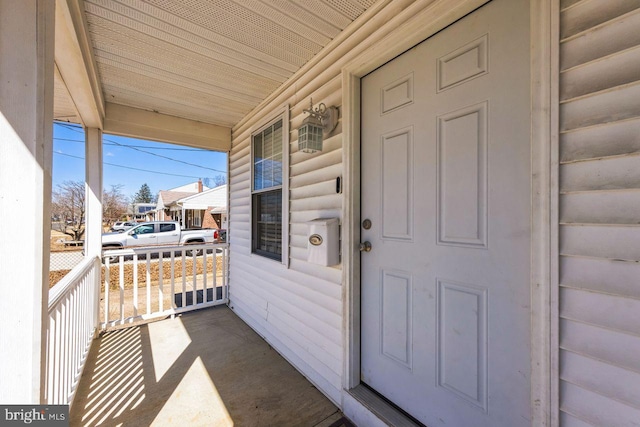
[70,306,347,427]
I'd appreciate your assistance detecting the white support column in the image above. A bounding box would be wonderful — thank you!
[0,0,55,404]
[85,128,103,259]
[85,128,103,334]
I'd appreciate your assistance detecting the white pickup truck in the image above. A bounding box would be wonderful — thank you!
[101,221,218,250]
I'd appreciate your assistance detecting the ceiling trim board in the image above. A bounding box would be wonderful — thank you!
[54,0,105,128]
[103,103,231,152]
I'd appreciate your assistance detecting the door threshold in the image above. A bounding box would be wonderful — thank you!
[347,385,424,427]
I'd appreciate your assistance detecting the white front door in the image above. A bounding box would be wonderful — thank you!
[360,0,532,425]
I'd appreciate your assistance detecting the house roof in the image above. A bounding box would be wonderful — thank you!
[157,191,197,208]
[177,185,227,210]
[168,182,211,193]
[52,0,375,143]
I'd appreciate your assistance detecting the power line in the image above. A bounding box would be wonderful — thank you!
[54,137,206,152]
[54,151,210,179]
[54,123,226,173]
[107,139,226,173]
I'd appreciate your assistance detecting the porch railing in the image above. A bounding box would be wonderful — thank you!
[102,243,228,329]
[46,255,101,405]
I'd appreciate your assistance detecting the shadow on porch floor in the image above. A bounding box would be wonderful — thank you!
[70,306,346,427]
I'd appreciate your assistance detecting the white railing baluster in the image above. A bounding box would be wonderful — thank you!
[68,293,74,401]
[71,286,77,387]
[182,251,186,308]
[104,257,110,326]
[170,251,175,309]
[119,256,125,322]
[46,313,55,402]
[159,253,164,312]
[146,256,151,315]
[192,251,197,306]
[46,256,100,405]
[54,306,62,403]
[99,244,228,327]
[63,302,69,402]
[133,254,138,318]
[203,250,208,303]
[213,250,218,302]
[222,248,227,302]
[52,310,59,404]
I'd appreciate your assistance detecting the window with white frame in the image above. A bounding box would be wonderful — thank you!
[252,118,285,261]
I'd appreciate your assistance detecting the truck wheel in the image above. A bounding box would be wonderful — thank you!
[104,255,118,264]
[185,243,202,257]
[103,247,121,264]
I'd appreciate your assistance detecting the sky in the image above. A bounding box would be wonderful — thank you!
[53,122,228,199]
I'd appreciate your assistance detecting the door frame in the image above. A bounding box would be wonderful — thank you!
[340,0,560,425]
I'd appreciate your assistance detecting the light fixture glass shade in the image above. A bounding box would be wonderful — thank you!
[298,115,323,153]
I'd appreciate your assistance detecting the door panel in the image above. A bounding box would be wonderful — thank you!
[360,0,531,425]
[437,102,488,247]
[381,127,414,241]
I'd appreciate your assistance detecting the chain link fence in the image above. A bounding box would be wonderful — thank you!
[50,249,84,272]
[50,234,85,287]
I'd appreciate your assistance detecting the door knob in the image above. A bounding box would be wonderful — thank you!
[359,241,372,252]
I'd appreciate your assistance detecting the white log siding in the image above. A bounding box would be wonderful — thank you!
[228,0,421,404]
[559,1,640,425]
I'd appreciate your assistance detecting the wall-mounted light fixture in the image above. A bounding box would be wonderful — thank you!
[298,98,339,153]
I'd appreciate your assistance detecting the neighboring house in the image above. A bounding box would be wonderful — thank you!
[129,203,155,222]
[210,206,228,230]
[153,180,211,225]
[175,185,227,229]
[5,1,640,426]
[166,180,210,194]
[154,190,197,223]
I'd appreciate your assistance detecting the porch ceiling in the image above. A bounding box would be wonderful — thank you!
[53,0,376,131]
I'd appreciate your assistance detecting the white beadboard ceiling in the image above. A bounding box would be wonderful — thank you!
[53,0,376,128]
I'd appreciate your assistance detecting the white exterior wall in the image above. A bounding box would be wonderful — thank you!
[226,1,640,425]
[228,90,344,402]
[558,1,640,425]
[227,0,422,404]
[228,0,555,411]
[179,185,227,209]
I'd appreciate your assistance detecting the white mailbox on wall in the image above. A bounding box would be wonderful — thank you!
[307,218,340,266]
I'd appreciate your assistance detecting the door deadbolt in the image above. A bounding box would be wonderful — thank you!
[362,219,372,230]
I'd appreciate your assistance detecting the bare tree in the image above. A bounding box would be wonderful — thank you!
[51,180,86,241]
[103,184,128,225]
[214,174,227,187]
